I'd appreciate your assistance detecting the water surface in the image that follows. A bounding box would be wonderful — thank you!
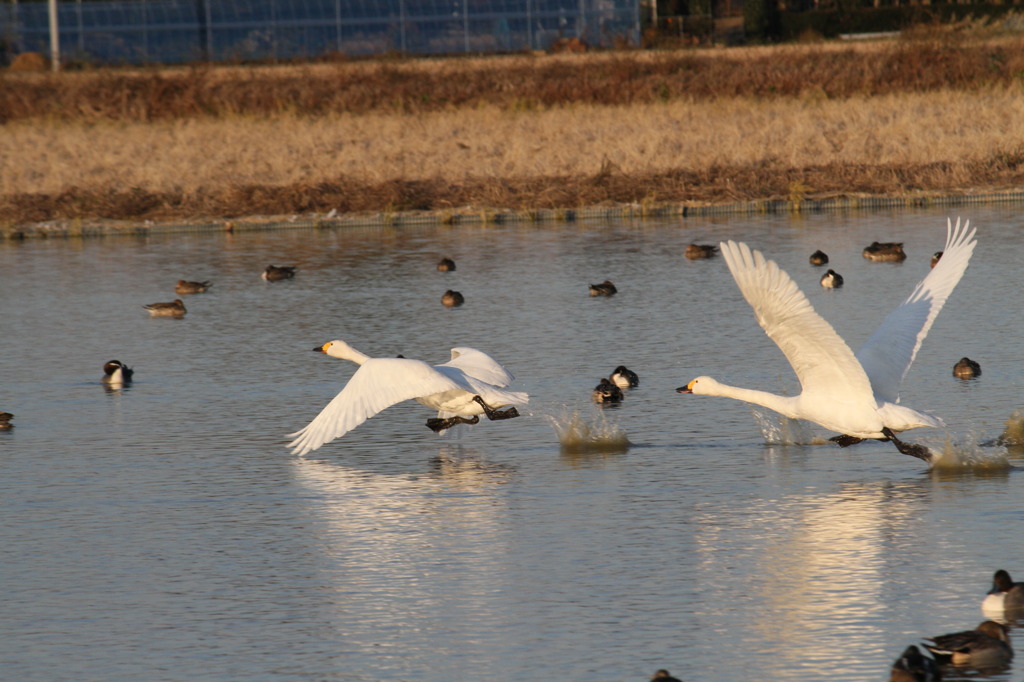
[2,206,1022,681]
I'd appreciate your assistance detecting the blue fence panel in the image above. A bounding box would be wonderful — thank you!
[0,0,639,64]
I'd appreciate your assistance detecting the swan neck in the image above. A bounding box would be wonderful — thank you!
[345,349,372,365]
[326,341,372,365]
[709,380,796,416]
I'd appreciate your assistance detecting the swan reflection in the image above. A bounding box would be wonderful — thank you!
[290,450,512,566]
[693,479,934,675]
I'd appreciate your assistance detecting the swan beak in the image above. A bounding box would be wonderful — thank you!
[312,345,327,353]
[676,379,697,394]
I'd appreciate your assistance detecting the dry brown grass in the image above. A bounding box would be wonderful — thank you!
[4,35,1024,224]
[6,89,1024,194]
[6,38,1024,122]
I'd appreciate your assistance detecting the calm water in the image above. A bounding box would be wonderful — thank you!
[2,206,1023,682]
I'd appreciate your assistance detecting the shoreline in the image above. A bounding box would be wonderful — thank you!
[6,187,1022,240]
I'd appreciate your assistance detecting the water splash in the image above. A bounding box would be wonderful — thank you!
[927,411,1024,471]
[546,408,630,453]
[995,409,1024,446]
[752,408,1014,471]
[928,432,1012,472]
[752,409,828,446]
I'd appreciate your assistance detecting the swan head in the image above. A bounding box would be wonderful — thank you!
[314,340,369,364]
[676,376,718,395]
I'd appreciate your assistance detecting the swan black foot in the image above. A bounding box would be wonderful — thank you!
[471,396,520,421]
[830,434,864,447]
[882,427,933,463]
[425,414,480,432]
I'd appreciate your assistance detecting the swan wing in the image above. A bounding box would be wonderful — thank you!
[856,218,976,403]
[720,240,874,402]
[431,364,529,406]
[440,347,516,386]
[459,373,530,406]
[287,358,463,455]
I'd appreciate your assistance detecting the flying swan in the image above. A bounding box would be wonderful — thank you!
[288,340,528,455]
[678,218,977,462]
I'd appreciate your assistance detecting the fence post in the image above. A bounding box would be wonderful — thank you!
[75,0,82,55]
[335,0,342,52]
[48,0,59,71]
[142,0,149,63]
[399,0,406,52]
[204,0,212,60]
[195,0,207,60]
[526,0,533,49]
[270,0,277,61]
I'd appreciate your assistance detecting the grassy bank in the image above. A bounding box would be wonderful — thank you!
[4,33,1024,225]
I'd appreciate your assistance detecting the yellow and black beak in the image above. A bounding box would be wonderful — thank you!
[676,379,696,394]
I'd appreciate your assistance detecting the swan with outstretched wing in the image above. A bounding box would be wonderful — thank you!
[288,340,528,455]
[678,218,976,463]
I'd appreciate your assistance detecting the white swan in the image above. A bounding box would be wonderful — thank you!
[678,218,977,462]
[288,340,528,455]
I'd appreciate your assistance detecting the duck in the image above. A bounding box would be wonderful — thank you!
[287,341,528,455]
[923,620,1013,668]
[819,269,844,289]
[262,265,296,282]
[952,357,981,379]
[437,257,456,272]
[863,241,908,262]
[175,279,212,294]
[931,251,943,268]
[982,569,1024,615]
[0,412,12,430]
[592,378,623,403]
[889,646,942,682]
[143,298,186,317]
[677,218,976,463]
[441,289,465,307]
[610,365,640,388]
[102,360,134,386]
[651,670,683,682]
[809,250,829,266]
[589,280,617,296]
[685,243,718,260]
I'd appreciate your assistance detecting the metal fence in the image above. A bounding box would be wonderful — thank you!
[0,0,640,64]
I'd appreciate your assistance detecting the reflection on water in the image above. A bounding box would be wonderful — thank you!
[2,206,1024,681]
[690,478,930,678]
